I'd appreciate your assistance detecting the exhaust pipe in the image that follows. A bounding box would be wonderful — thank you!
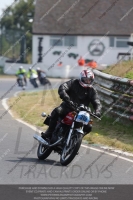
[33,134,63,147]
[49,137,63,147]
[33,134,49,146]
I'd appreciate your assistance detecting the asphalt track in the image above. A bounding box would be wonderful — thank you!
[0,78,133,184]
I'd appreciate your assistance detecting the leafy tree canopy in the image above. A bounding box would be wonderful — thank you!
[1,0,35,53]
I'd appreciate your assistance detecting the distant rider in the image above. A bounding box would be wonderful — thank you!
[16,66,27,86]
[27,67,38,88]
[36,67,51,86]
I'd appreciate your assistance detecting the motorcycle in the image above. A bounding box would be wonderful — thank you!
[18,74,26,90]
[33,103,101,166]
[39,72,51,86]
[29,73,38,88]
[40,77,51,86]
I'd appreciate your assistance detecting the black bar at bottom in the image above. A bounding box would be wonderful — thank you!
[0,185,133,200]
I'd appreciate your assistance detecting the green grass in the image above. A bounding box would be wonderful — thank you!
[103,60,133,79]
[84,116,133,152]
[8,89,133,153]
[0,74,16,78]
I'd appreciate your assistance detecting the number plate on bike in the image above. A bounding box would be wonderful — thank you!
[76,111,90,125]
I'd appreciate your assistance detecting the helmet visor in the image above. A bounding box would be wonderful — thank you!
[81,77,93,84]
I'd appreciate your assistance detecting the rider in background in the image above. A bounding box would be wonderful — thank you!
[27,67,38,88]
[36,67,51,86]
[16,66,27,86]
[42,69,102,140]
[36,67,46,84]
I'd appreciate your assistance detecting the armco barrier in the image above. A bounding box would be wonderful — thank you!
[93,69,133,122]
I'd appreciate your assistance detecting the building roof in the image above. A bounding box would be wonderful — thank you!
[33,0,133,36]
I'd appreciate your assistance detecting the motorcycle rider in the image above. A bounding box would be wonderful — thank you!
[27,67,38,88]
[16,66,27,86]
[42,69,102,140]
[36,67,51,85]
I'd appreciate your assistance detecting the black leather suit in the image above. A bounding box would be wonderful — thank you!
[43,79,102,138]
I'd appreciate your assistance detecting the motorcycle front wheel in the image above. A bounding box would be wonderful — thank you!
[37,143,52,160]
[60,132,83,166]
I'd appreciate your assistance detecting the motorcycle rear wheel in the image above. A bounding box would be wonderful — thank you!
[19,79,24,87]
[60,132,82,166]
[37,143,52,160]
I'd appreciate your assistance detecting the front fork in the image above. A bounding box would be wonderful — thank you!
[66,117,84,147]
[66,121,75,147]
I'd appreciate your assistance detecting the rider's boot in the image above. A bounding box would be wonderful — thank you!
[41,117,57,141]
[41,128,53,140]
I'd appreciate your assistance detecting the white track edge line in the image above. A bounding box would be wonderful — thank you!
[81,144,133,163]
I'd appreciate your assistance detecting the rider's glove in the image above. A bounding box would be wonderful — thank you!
[95,111,101,118]
[67,100,77,110]
[68,101,75,109]
[92,110,101,118]
[64,97,78,109]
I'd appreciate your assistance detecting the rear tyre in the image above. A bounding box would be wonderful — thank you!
[60,132,82,166]
[33,79,38,88]
[37,143,52,160]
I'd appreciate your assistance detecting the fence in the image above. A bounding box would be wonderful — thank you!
[93,69,133,123]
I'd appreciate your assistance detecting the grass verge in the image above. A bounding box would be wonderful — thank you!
[8,90,133,153]
[103,60,133,79]
[0,74,16,78]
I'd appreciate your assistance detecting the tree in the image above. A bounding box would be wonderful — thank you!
[0,0,35,63]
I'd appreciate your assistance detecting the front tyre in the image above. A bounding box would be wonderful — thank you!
[37,143,52,160]
[60,132,83,166]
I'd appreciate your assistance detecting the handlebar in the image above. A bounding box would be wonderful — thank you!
[78,106,101,120]
[67,101,101,121]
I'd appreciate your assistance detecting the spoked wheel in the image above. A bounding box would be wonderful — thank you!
[37,143,52,160]
[60,133,83,166]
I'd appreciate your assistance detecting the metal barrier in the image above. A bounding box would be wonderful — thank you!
[93,69,133,122]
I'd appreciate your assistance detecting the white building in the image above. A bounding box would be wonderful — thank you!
[32,0,133,70]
